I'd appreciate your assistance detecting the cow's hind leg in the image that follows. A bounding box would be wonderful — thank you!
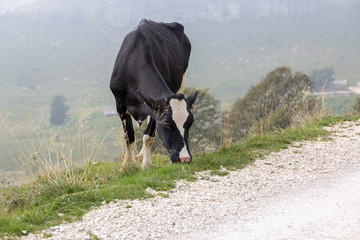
[137,116,156,168]
[117,104,136,168]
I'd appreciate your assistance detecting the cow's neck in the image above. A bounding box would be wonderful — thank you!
[137,76,174,101]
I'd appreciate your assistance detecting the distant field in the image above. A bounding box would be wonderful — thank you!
[0,112,125,179]
[1,15,359,120]
[187,17,360,101]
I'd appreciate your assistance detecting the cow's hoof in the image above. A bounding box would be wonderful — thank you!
[141,163,150,169]
[120,161,139,173]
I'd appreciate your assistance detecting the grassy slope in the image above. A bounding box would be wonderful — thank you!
[1,115,358,238]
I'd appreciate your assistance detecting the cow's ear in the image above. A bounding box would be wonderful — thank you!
[186,91,198,109]
[137,90,164,112]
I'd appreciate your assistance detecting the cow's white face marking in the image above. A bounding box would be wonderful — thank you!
[169,98,188,136]
[169,98,190,159]
[179,144,190,159]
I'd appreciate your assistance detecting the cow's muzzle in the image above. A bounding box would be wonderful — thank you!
[180,156,191,163]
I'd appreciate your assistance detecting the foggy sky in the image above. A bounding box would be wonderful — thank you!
[0,0,37,14]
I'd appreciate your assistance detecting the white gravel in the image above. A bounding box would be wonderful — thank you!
[21,120,360,240]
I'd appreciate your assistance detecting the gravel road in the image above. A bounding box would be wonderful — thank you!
[22,120,360,240]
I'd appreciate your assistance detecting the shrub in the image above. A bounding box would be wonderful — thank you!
[227,66,316,141]
[310,67,335,92]
[184,87,222,151]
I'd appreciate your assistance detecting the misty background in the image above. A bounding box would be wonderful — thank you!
[0,0,360,177]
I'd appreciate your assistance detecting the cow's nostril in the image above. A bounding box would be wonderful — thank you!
[180,157,191,163]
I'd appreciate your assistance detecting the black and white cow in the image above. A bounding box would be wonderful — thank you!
[110,19,198,168]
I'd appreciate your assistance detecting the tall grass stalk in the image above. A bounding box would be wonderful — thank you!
[220,110,233,147]
[6,110,115,196]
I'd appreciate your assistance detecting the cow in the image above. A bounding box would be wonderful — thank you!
[110,19,198,169]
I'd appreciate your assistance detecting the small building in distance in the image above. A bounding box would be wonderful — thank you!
[314,79,353,96]
[103,105,117,116]
[328,80,349,92]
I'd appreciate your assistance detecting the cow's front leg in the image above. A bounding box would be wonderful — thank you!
[118,105,136,168]
[139,134,154,168]
[137,117,156,168]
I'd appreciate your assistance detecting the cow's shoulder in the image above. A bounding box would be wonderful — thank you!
[138,20,185,45]
[162,22,184,44]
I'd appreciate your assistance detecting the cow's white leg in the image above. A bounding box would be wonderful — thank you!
[118,104,136,169]
[124,142,136,161]
[140,134,154,169]
[137,116,150,159]
[122,142,136,168]
[137,144,145,158]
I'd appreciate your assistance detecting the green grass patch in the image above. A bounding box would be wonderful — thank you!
[90,233,102,240]
[1,115,358,238]
[0,161,195,237]
[210,170,230,176]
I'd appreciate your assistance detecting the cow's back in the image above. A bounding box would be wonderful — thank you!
[110,20,191,105]
[139,20,191,91]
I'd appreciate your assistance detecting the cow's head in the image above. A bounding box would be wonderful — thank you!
[139,91,198,163]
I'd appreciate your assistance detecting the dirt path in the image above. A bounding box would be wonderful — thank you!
[23,120,360,240]
[191,166,360,240]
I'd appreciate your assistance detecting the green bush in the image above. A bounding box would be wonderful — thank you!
[252,108,293,134]
[227,66,315,141]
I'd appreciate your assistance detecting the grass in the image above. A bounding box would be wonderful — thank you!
[1,115,358,238]
[0,111,123,180]
[0,162,195,237]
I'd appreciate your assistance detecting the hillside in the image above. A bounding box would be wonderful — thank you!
[0,0,359,173]
[1,1,359,115]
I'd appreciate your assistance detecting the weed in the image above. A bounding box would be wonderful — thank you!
[43,232,53,238]
[157,192,170,198]
[210,170,229,176]
[90,233,102,240]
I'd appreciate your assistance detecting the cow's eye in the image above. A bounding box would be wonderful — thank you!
[161,122,171,129]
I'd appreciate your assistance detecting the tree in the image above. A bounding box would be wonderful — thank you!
[227,66,314,142]
[184,87,222,151]
[50,95,69,125]
[310,67,335,92]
